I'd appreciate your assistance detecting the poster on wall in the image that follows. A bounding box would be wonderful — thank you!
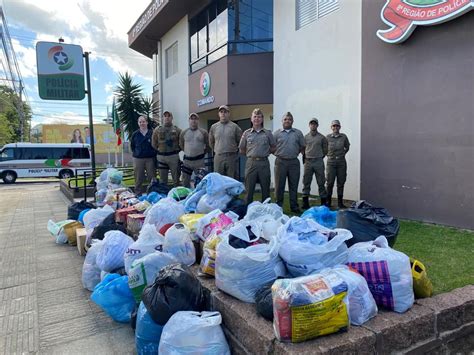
[377,0,474,44]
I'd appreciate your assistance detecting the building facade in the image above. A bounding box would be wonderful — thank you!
[129,0,473,228]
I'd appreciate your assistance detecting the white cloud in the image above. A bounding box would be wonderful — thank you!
[104,82,114,93]
[11,39,37,78]
[93,76,99,81]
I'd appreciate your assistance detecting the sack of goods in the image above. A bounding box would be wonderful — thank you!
[158,311,230,355]
[90,274,136,323]
[163,223,196,266]
[124,224,165,273]
[143,197,185,231]
[83,205,115,233]
[319,265,378,325]
[215,222,286,303]
[167,186,192,201]
[196,192,233,214]
[128,251,177,303]
[82,240,104,291]
[410,258,433,299]
[347,236,414,313]
[96,231,134,272]
[336,200,400,247]
[278,217,352,277]
[195,209,235,241]
[141,263,205,325]
[47,219,76,244]
[90,213,127,241]
[199,233,223,277]
[135,302,163,355]
[67,200,95,221]
[272,273,349,343]
[301,205,337,229]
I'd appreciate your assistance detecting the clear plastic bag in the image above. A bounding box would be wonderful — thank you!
[82,240,104,291]
[196,192,233,214]
[347,236,414,313]
[159,311,230,355]
[163,223,195,266]
[124,224,165,273]
[96,230,134,272]
[143,197,185,231]
[244,198,284,221]
[47,219,75,244]
[83,205,114,232]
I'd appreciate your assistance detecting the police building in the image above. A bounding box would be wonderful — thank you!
[128,0,474,229]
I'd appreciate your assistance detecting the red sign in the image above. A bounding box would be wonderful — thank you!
[377,0,474,44]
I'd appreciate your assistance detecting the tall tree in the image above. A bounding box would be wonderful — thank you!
[0,85,31,143]
[114,72,144,138]
[141,96,159,129]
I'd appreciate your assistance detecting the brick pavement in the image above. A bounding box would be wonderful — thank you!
[0,183,135,354]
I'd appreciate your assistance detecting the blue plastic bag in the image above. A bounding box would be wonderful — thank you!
[301,206,337,229]
[136,302,163,355]
[91,274,136,323]
[78,208,91,224]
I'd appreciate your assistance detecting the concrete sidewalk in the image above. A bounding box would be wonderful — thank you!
[0,183,135,354]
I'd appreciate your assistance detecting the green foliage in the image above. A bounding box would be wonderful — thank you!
[114,72,145,138]
[0,113,13,145]
[141,96,159,129]
[0,85,31,143]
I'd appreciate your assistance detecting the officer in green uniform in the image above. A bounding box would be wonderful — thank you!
[326,120,350,208]
[239,108,276,205]
[151,111,182,186]
[273,112,305,213]
[302,118,328,208]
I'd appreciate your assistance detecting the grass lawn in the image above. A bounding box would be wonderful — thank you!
[251,191,474,295]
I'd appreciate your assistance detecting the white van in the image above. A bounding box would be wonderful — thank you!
[0,143,91,183]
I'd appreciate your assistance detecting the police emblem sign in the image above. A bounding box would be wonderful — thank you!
[36,42,85,100]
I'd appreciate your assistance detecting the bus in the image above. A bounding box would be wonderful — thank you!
[0,143,91,183]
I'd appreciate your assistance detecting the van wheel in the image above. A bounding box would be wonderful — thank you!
[59,169,74,179]
[3,171,17,184]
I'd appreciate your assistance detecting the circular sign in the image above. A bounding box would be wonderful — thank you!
[199,72,211,97]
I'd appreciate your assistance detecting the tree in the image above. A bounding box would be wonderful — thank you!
[0,85,31,143]
[0,113,13,146]
[141,96,160,129]
[114,72,144,138]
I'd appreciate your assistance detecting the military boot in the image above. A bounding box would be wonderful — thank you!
[302,196,310,210]
[326,195,332,207]
[338,196,347,209]
[320,197,326,206]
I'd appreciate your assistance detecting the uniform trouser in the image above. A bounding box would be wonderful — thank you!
[326,159,347,197]
[244,158,270,205]
[302,158,327,198]
[157,153,181,186]
[181,158,205,188]
[274,157,300,210]
[133,157,156,195]
[214,152,238,179]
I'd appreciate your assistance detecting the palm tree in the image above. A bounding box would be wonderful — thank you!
[114,72,144,138]
[141,96,160,129]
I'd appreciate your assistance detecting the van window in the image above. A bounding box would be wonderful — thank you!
[73,148,90,159]
[0,148,14,161]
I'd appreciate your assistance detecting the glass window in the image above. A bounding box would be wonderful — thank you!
[0,148,14,161]
[165,42,179,78]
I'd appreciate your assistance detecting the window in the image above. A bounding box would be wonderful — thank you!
[73,148,90,159]
[165,42,178,78]
[0,148,14,161]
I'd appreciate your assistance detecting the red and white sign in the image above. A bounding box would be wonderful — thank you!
[377,0,474,44]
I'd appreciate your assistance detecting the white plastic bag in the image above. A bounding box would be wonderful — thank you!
[196,192,233,214]
[215,234,286,303]
[163,223,195,266]
[124,224,165,273]
[96,230,134,272]
[278,217,352,277]
[47,219,74,244]
[83,205,114,232]
[144,198,185,231]
[347,236,414,313]
[320,265,378,325]
[82,240,104,291]
[244,198,284,221]
[159,311,230,355]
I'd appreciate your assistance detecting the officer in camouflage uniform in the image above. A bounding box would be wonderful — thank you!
[302,118,328,208]
[326,119,350,208]
[151,111,182,186]
[239,108,276,205]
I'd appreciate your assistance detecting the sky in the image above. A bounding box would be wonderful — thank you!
[2,0,153,127]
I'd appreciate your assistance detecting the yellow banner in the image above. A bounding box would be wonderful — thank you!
[42,124,121,153]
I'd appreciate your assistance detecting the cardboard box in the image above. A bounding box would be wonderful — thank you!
[76,228,87,256]
[126,213,145,239]
[115,206,138,227]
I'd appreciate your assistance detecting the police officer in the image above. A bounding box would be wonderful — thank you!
[209,105,242,179]
[179,113,210,188]
[273,112,305,213]
[151,111,182,186]
[326,120,350,208]
[239,108,276,205]
[302,118,328,208]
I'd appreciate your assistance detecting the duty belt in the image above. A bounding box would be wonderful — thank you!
[277,157,298,160]
[216,152,237,156]
[184,153,205,161]
[157,150,179,156]
[249,156,268,161]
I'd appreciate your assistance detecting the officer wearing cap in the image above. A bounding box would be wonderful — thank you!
[179,113,210,188]
[209,105,242,179]
[151,111,182,186]
[273,112,305,213]
[326,119,350,208]
[302,118,328,209]
[239,108,276,205]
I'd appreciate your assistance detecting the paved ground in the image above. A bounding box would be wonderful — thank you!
[0,182,135,354]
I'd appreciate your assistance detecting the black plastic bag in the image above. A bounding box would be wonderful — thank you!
[255,282,274,321]
[141,263,205,326]
[336,200,399,247]
[146,181,171,195]
[90,213,127,241]
[68,201,95,220]
[224,198,248,220]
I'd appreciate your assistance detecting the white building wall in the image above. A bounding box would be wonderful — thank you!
[159,16,190,130]
[273,0,361,200]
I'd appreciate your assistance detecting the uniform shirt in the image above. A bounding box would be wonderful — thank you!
[326,133,350,160]
[239,128,276,158]
[209,120,242,154]
[304,131,328,159]
[179,127,210,157]
[130,129,156,159]
[152,125,182,153]
[273,128,305,159]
